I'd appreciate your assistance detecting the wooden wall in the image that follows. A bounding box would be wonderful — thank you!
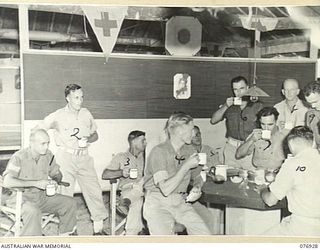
[24,54,316,120]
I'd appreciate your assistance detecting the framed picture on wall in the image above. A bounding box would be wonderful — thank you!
[173,73,191,99]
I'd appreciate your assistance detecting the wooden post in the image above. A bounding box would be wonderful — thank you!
[18,4,29,147]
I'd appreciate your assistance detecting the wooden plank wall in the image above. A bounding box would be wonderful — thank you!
[23,54,316,120]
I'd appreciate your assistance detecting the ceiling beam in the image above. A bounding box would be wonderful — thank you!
[0,28,91,43]
[232,15,320,30]
[259,35,308,47]
[0,43,18,54]
[0,5,171,21]
[260,36,309,55]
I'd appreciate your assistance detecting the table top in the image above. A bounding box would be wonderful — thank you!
[201,177,287,211]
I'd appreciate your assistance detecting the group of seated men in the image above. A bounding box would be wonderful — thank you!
[2,78,320,236]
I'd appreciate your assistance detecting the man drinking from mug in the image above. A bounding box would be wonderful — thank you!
[143,112,211,235]
[236,107,286,171]
[102,130,147,235]
[211,76,263,170]
[2,129,77,236]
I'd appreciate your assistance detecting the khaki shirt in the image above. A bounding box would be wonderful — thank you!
[223,102,263,141]
[144,140,197,193]
[248,130,286,170]
[3,148,60,193]
[181,144,221,168]
[274,99,308,128]
[270,148,320,219]
[42,105,97,149]
[106,151,144,189]
[306,109,320,147]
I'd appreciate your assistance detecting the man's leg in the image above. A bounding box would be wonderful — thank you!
[175,202,211,235]
[75,155,108,233]
[192,201,218,234]
[122,188,144,235]
[143,194,175,235]
[20,201,43,236]
[39,193,77,234]
[55,149,77,197]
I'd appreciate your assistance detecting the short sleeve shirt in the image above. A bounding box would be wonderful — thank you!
[251,130,286,170]
[269,148,320,218]
[3,148,60,193]
[274,99,308,128]
[42,105,97,149]
[223,102,263,141]
[181,144,221,168]
[106,151,144,188]
[144,140,192,193]
[306,109,320,147]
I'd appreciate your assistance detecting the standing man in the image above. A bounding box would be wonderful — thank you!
[102,130,147,235]
[274,79,308,131]
[211,76,263,170]
[303,80,320,147]
[261,126,320,236]
[236,107,286,171]
[143,112,211,235]
[38,84,108,235]
[3,129,77,236]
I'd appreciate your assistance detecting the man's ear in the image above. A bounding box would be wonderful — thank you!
[297,89,300,95]
[281,89,285,96]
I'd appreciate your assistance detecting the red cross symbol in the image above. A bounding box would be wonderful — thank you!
[94,12,118,37]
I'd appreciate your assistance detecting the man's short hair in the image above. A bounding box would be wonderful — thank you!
[302,80,320,97]
[128,130,145,144]
[30,128,49,141]
[287,126,314,143]
[282,78,299,89]
[164,111,193,137]
[257,107,279,121]
[231,76,248,87]
[65,84,82,98]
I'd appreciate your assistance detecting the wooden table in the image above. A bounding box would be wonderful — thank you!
[201,177,287,235]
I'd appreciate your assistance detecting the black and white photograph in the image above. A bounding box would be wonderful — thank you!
[0,2,319,242]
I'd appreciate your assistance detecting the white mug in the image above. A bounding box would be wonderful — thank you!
[46,183,56,196]
[287,153,293,159]
[254,169,265,185]
[200,170,207,182]
[129,168,138,179]
[78,138,87,148]
[261,130,271,140]
[233,97,242,106]
[211,165,227,182]
[198,153,207,165]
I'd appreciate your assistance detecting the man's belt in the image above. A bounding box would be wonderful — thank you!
[227,137,244,147]
[61,147,88,156]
